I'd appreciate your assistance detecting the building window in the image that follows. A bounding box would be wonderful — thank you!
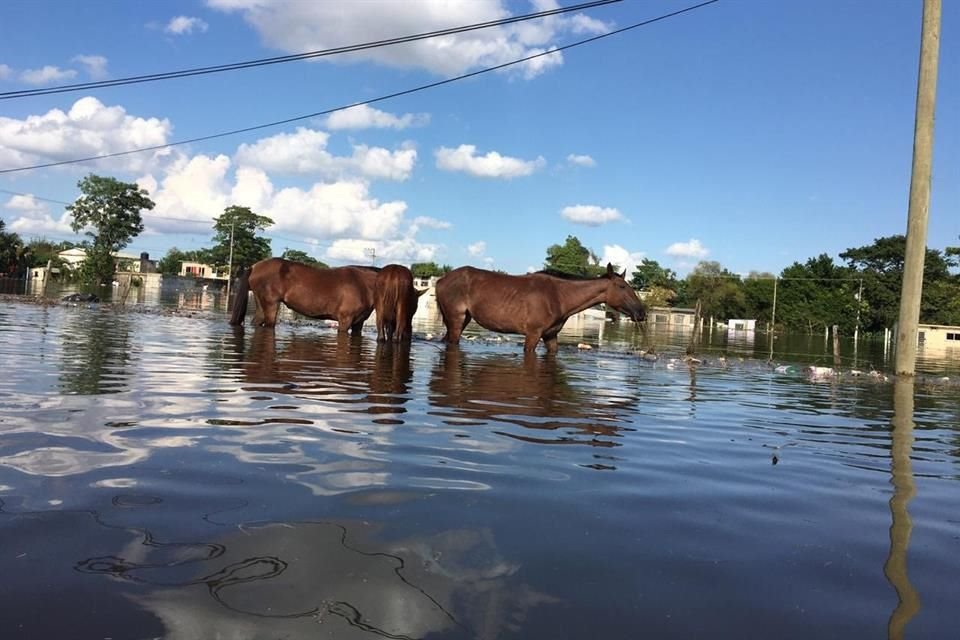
[654,314,668,323]
[947,332,959,341]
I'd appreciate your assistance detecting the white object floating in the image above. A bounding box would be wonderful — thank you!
[577,343,592,350]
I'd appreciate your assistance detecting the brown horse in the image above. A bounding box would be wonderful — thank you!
[436,263,646,352]
[374,264,426,342]
[229,258,379,334]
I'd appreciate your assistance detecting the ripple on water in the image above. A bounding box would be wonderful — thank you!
[0,302,959,639]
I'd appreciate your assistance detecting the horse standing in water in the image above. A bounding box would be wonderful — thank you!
[436,263,646,352]
[374,264,426,342]
[229,258,379,334]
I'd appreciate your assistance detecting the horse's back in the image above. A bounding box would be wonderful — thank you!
[250,258,377,319]
[438,267,544,303]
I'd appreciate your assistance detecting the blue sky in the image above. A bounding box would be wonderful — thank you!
[1,0,957,277]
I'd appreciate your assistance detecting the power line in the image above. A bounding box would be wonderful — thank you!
[0,0,720,175]
[0,0,620,101]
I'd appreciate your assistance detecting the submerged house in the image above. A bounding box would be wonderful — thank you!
[917,323,960,351]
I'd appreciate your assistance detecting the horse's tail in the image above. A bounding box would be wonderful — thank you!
[229,267,250,326]
[378,276,400,325]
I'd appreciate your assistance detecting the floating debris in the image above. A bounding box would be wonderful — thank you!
[807,366,836,379]
[577,343,593,350]
[774,365,801,374]
[61,293,100,304]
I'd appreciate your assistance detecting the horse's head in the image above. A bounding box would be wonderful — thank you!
[603,263,646,322]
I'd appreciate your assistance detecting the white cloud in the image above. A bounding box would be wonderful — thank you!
[207,0,611,79]
[0,96,173,173]
[467,241,486,257]
[139,153,421,248]
[411,216,451,230]
[5,194,46,214]
[72,55,109,80]
[560,204,624,226]
[665,238,709,259]
[138,153,232,232]
[235,127,417,181]
[325,105,429,130]
[435,144,544,179]
[325,236,439,264]
[20,65,77,85]
[0,64,12,80]
[566,153,595,168]
[600,244,644,277]
[516,46,563,80]
[166,16,209,35]
[4,194,74,235]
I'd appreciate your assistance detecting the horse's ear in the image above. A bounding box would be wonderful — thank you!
[620,269,626,279]
[606,263,614,276]
[416,288,429,297]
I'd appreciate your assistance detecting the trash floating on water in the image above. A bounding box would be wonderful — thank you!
[577,343,592,350]
[61,293,100,304]
[807,366,836,379]
[774,365,801,374]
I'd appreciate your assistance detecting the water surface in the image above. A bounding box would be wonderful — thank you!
[0,301,958,639]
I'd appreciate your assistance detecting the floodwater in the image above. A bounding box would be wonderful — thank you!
[1,299,959,639]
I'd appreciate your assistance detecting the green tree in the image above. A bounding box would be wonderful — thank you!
[206,206,273,274]
[157,247,209,275]
[630,258,678,290]
[776,255,857,333]
[840,235,953,332]
[281,248,328,268]
[544,236,606,277]
[410,262,452,278]
[67,174,154,285]
[0,220,25,275]
[683,261,746,320]
[742,272,776,324]
[24,238,71,274]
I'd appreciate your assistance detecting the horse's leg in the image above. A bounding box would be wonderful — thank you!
[260,300,280,327]
[523,333,541,353]
[252,293,265,326]
[444,311,471,344]
[543,334,560,353]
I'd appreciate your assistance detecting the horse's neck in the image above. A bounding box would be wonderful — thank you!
[557,279,607,317]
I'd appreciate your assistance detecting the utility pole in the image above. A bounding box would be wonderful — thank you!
[854,278,864,343]
[896,0,941,376]
[769,277,778,361]
[225,219,235,305]
[364,247,376,266]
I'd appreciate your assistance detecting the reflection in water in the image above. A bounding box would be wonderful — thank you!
[27,493,551,640]
[884,377,921,639]
[429,348,637,449]
[58,309,133,395]
[239,329,414,417]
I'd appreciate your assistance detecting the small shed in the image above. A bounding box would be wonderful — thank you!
[727,319,757,332]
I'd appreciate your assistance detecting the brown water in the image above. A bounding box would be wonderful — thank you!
[1,300,958,639]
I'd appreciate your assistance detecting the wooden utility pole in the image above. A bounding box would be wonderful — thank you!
[895,0,941,376]
[225,220,235,305]
[768,277,778,361]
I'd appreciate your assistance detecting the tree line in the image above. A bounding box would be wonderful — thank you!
[2,175,958,334]
[543,235,960,334]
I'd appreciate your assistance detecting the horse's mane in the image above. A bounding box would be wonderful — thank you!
[347,265,383,273]
[534,269,609,281]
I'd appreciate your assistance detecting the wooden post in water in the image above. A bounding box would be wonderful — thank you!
[686,299,703,356]
[768,277,778,361]
[895,0,941,376]
[832,324,841,368]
